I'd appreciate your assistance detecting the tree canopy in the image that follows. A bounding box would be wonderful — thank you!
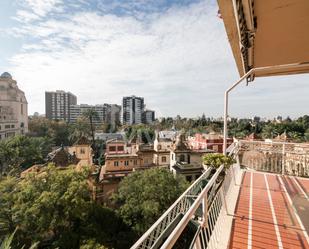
[0,135,52,176]
[0,165,136,249]
[113,168,189,235]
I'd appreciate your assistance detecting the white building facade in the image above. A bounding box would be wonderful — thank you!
[0,72,28,140]
[69,104,121,125]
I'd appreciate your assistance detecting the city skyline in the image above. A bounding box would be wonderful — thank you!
[1,0,308,118]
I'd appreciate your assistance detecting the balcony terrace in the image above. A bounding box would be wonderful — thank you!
[131,140,309,249]
[131,0,309,247]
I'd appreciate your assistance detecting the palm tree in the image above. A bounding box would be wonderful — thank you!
[82,108,99,146]
[0,229,39,249]
[68,117,91,144]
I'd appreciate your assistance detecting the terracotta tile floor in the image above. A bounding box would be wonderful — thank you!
[229,171,309,249]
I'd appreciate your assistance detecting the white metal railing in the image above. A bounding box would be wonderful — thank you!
[131,167,213,249]
[238,140,309,176]
[190,162,240,249]
[131,141,241,249]
[160,164,225,249]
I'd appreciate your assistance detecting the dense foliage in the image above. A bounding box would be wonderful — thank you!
[113,168,189,235]
[0,166,136,249]
[29,116,91,146]
[153,115,309,141]
[29,115,309,149]
[0,135,52,176]
[124,124,155,143]
[202,153,235,169]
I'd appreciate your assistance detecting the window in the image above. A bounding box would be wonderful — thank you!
[133,160,137,165]
[188,155,191,164]
[124,161,129,166]
[21,104,23,115]
[109,146,116,152]
[158,145,162,150]
[80,148,85,154]
[118,146,124,151]
[162,156,167,163]
[180,154,185,162]
[114,161,119,166]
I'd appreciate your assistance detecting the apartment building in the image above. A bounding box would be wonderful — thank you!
[45,90,77,121]
[0,72,28,140]
[69,104,121,125]
[142,109,155,124]
[122,95,144,125]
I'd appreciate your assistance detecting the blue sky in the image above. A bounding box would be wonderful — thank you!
[0,0,308,118]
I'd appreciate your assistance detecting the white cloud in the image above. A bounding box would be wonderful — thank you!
[7,0,309,118]
[14,10,40,22]
[15,0,63,21]
[25,0,62,16]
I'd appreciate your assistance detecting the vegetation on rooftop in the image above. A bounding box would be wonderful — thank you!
[202,153,235,170]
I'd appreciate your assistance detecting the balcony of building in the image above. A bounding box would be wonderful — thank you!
[131,140,309,249]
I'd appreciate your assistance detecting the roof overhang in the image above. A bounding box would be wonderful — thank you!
[217,0,309,79]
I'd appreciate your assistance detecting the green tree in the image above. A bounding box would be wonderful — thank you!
[68,117,91,144]
[80,239,108,249]
[28,117,70,146]
[83,109,99,146]
[0,229,39,249]
[124,125,155,144]
[0,136,52,176]
[0,165,135,249]
[113,168,189,234]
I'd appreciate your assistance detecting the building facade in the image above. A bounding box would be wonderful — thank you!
[143,109,155,124]
[187,133,233,153]
[68,137,93,167]
[0,72,28,140]
[69,104,106,125]
[69,104,121,126]
[45,90,77,121]
[122,95,144,125]
[109,104,121,126]
[170,133,210,182]
[153,131,174,166]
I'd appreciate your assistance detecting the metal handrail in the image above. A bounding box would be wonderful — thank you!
[160,165,224,249]
[132,142,241,249]
[131,167,213,249]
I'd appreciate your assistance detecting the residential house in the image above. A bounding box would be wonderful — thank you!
[170,133,212,182]
[153,131,174,166]
[187,133,233,153]
[68,137,93,167]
